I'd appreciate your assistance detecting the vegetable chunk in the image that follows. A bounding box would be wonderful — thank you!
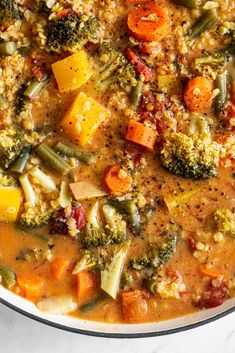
[52,51,92,93]
[0,187,21,222]
[61,92,110,146]
[125,119,157,150]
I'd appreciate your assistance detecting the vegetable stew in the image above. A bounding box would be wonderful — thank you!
[0,0,235,324]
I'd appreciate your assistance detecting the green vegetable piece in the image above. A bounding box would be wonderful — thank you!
[18,46,31,57]
[188,10,218,39]
[55,142,97,165]
[0,41,16,56]
[24,79,48,99]
[101,241,131,299]
[35,143,72,176]
[79,295,106,313]
[10,149,31,174]
[0,266,16,289]
[214,72,227,115]
[130,80,144,107]
[0,95,7,110]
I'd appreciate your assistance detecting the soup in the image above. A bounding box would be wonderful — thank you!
[0,0,235,324]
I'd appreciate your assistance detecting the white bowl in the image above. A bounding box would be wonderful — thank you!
[0,285,234,338]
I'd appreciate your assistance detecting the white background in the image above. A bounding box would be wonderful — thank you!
[0,303,234,353]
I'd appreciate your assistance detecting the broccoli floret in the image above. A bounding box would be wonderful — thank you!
[82,201,128,247]
[72,249,98,274]
[0,168,17,187]
[82,201,108,247]
[129,255,151,271]
[101,241,131,299]
[47,12,102,52]
[95,42,137,93]
[213,208,235,237]
[0,0,20,24]
[130,226,181,270]
[109,198,142,235]
[0,127,24,169]
[102,204,127,244]
[18,173,55,229]
[19,209,52,229]
[161,114,225,180]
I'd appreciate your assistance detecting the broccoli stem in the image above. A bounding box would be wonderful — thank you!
[55,142,97,165]
[0,41,16,56]
[35,143,72,176]
[188,10,218,39]
[19,174,37,206]
[195,55,231,66]
[214,72,227,115]
[29,166,58,193]
[171,0,199,8]
[24,79,48,99]
[130,80,144,107]
[10,150,30,174]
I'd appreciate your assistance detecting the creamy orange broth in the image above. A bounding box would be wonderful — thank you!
[0,0,235,324]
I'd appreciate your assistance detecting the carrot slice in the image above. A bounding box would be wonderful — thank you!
[199,265,223,279]
[125,119,157,151]
[17,276,44,299]
[104,165,132,194]
[127,4,169,42]
[77,271,97,306]
[51,258,70,280]
[184,76,212,113]
[121,290,148,323]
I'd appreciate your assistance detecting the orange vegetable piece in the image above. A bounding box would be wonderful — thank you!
[232,81,235,106]
[127,4,169,42]
[51,258,70,280]
[184,76,213,113]
[77,271,97,306]
[17,276,44,299]
[125,119,157,151]
[199,265,223,279]
[121,290,148,323]
[104,165,132,194]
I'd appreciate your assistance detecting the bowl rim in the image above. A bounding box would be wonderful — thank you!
[1,296,235,338]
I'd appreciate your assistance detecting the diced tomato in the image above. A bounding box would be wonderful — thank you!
[188,236,196,250]
[125,48,152,82]
[196,281,228,309]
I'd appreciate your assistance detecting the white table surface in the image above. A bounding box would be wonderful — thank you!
[0,303,234,353]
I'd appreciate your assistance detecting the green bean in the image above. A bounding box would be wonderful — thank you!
[171,0,199,8]
[55,142,97,165]
[0,95,7,110]
[214,72,227,116]
[0,41,16,56]
[130,80,144,107]
[35,143,72,176]
[0,266,16,289]
[217,45,235,56]
[24,79,48,99]
[10,150,31,174]
[79,295,106,313]
[188,10,218,39]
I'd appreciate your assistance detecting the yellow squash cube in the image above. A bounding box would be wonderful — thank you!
[61,92,110,146]
[0,187,21,222]
[52,51,92,93]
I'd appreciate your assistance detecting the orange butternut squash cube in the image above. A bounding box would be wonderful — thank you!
[61,92,110,146]
[0,187,21,222]
[52,51,92,93]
